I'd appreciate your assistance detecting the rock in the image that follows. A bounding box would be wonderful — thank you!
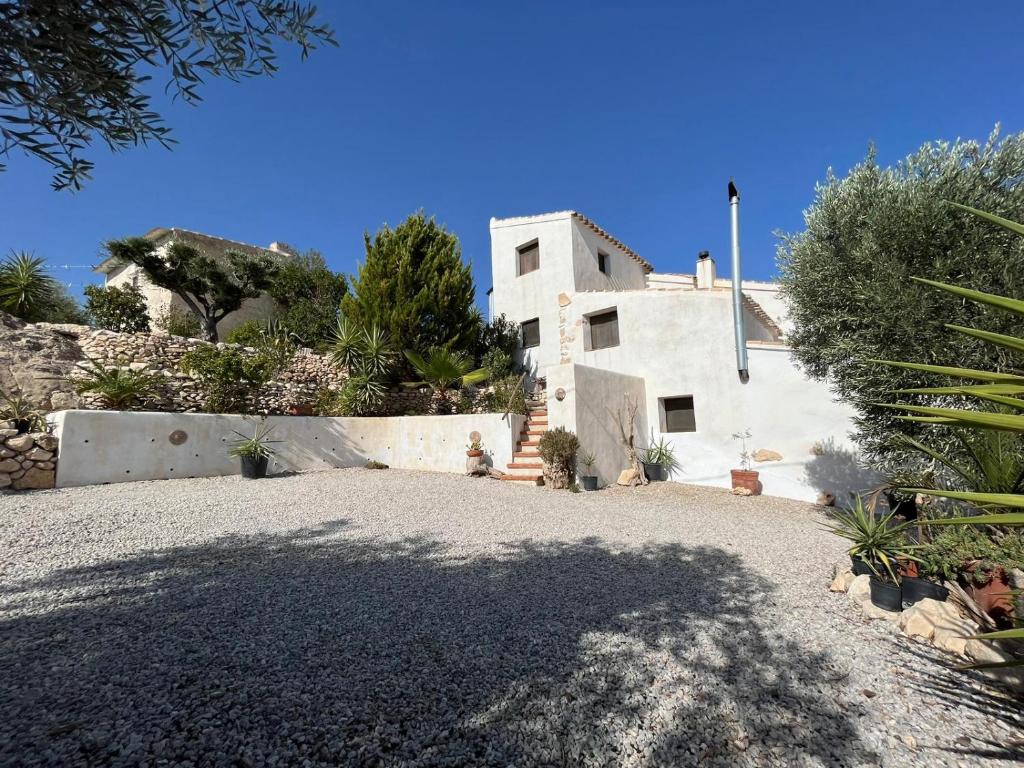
[25,448,53,461]
[558,292,572,307]
[0,472,9,488]
[0,448,13,458]
[898,604,936,640]
[731,487,753,496]
[932,614,978,656]
[964,639,1024,690]
[0,310,85,411]
[830,571,855,593]
[0,458,19,473]
[12,466,54,490]
[861,600,901,624]
[37,461,54,470]
[848,574,871,604]
[616,468,640,486]
[753,449,782,462]
[815,492,836,507]
[33,433,58,451]
[6,434,33,452]
[833,557,852,579]
[0,428,18,439]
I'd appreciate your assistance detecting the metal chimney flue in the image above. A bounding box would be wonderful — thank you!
[729,179,749,382]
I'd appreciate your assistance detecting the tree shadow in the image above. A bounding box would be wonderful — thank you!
[804,437,884,499]
[0,524,877,766]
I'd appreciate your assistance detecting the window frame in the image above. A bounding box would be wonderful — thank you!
[660,396,697,433]
[521,317,540,349]
[585,307,620,351]
[597,250,609,276]
[517,239,540,276]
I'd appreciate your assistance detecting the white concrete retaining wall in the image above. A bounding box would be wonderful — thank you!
[50,410,526,488]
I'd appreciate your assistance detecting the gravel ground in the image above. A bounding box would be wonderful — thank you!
[1,469,1021,767]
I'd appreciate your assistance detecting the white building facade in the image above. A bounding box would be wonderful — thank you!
[489,210,867,502]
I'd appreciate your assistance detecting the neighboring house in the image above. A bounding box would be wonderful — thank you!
[93,227,296,338]
[489,210,869,502]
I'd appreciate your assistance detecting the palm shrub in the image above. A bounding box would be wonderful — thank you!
[0,252,57,321]
[403,347,489,414]
[326,320,395,416]
[71,358,162,409]
[537,427,580,490]
[822,496,917,583]
[0,390,46,433]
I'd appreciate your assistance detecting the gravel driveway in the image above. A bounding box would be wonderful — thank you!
[1,469,1021,767]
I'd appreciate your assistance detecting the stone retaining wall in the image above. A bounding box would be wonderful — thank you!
[0,426,57,490]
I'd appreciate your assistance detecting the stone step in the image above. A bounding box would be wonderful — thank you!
[513,451,540,458]
[521,429,547,436]
[517,440,539,447]
[527,419,548,426]
[507,462,543,470]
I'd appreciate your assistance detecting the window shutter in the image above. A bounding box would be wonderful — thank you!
[518,242,539,275]
[589,310,619,350]
[663,397,696,432]
[521,318,540,348]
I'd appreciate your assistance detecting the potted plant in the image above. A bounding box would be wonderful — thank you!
[730,429,760,495]
[287,402,314,416]
[822,495,917,611]
[901,537,951,606]
[466,438,484,458]
[537,427,579,490]
[227,422,281,480]
[579,450,598,491]
[0,389,46,434]
[641,436,679,482]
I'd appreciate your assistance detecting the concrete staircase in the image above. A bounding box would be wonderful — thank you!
[502,401,548,484]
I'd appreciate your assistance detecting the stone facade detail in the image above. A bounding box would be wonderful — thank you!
[0,425,57,490]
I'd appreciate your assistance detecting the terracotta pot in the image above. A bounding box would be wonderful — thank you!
[466,449,483,458]
[287,404,314,416]
[965,565,1015,623]
[730,469,761,495]
[898,558,919,578]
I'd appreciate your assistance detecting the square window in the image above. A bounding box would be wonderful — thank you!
[597,250,609,275]
[587,309,619,350]
[661,396,696,433]
[521,318,540,348]
[518,241,540,275]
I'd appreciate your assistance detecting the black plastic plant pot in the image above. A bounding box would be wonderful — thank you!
[581,475,598,491]
[869,576,903,612]
[643,462,666,482]
[901,576,949,606]
[850,556,873,577]
[240,455,269,479]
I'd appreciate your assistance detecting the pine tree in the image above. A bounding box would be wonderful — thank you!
[342,212,478,359]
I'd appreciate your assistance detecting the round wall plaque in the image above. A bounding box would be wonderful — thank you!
[169,430,188,445]
[469,430,482,443]
[554,387,566,401]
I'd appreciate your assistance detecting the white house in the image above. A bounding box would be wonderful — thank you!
[489,210,869,502]
[94,227,295,338]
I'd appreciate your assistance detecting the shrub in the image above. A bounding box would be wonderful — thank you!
[335,373,387,416]
[0,389,46,433]
[538,427,579,489]
[225,319,266,346]
[84,284,150,333]
[180,345,282,413]
[917,527,1024,585]
[154,306,202,338]
[475,314,520,368]
[71,358,161,409]
[485,374,526,415]
[267,250,347,349]
[481,348,513,379]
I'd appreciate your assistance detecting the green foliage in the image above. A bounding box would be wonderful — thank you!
[84,284,150,333]
[225,320,267,347]
[485,374,527,415]
[0,252,56,321]
[476,314,521,368]
[821,497,916,583]
[153,306,202,338]
[917,527,1024,584]
[227,422,280,460]
[0,1,336,191]
[481,348,513,380]
[342,212,478,361]
[71,358,161,410]
[642,436,680,476]
[579,450,597,474]
[0,389,46,433]
[324,319,395,416]
[106,237,279,341]
[180,345,284,413]
[225,319,297,373]
[777,129,1024,475]
[538,427,580,474]
[404,347,489,414]
[334,374,388,417]
[43,283,89,324]
[267,251,346,348]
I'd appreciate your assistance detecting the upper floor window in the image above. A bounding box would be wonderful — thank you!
[517,240,539,275]
[521,318,540,348]
[597,250,609,275]
[587,308,619,350]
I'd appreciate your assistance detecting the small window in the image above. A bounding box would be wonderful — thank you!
[597,250,609,275]
[661,396,696,433]
[521,318,540,348]
[518,241,540,275]
[588,309,619,350]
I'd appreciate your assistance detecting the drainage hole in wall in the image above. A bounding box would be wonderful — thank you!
[83,439,89,443]
[150,438,155,443]
[194,453,199,457]
[169,468,174,472]
[125,470,130,474]
[313,436,318,440]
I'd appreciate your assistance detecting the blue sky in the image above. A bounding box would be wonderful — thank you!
[2,2,1021,311]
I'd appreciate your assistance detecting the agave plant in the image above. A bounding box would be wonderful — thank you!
[821,496,917,583]
[0,389,46,433]
[329,317,365,370]
[403,347,490,413]
[227,422,281,460]
[0,252,56,322]
[71,358,162,410]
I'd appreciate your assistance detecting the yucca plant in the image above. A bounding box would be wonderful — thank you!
[70,358,162,410]
[403,347,489,413]
[0,389,46,433]
[0,252,57,322]
[329,317,365,370]
[821,496,918,583]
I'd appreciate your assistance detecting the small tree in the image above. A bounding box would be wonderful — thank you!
[777,128,1024,475]
[106,237,278,342]
[84,284,151,333]
[342,212,478,362]
[267,250,347,348]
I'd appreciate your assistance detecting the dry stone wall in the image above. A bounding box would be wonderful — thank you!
[0,426,57,490]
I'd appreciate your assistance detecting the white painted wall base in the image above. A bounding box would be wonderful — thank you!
[50,410,525,488]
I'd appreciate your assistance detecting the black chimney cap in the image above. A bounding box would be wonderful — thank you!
[728,179,739,201]
[698,250,710,260]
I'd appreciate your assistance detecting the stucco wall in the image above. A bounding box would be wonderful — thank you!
[570,218,647,293]
[546,364,647,487]
[50,410,526,488]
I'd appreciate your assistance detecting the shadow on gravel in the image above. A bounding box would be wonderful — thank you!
[1,523,876,766]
